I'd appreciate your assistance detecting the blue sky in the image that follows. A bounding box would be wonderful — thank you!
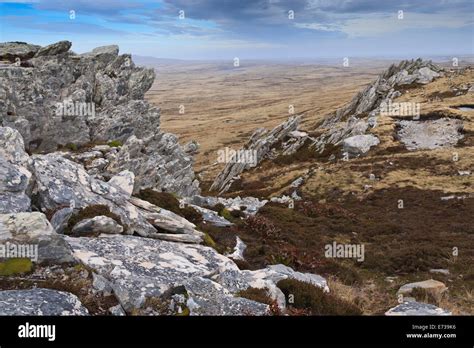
[0,0,473,59]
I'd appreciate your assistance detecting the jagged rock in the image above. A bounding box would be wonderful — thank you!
[29,153,202,242]
[106,134,199,197]
[185,203,233,227]
[0,42,40,62]
[71,216,124,235]
[342,134,380,156]
[0,41,199,196]
[0,288,89,315]
[397,118,463,150]
[385,301,451,316]
[35,40,72,57]
[108,304,126,316]
[50,207,73,234]
[65,234,238,312]
[210,116,301,193]
[313,59,443,153]
[0,212,74,263]
[397,279,448,296]
[0,127,29,166]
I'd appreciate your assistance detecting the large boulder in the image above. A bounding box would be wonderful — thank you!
[0,212,74,263]
[65,234,239,312]
[342,134,380,156]
[397,279,448,296]
[0,288,88,315]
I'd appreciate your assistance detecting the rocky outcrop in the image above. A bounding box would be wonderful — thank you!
[210,116,301,193]
[65,234,328,315]
[0,41,199,196]
[0,288,89,315]
[312,59,443,154]
[29,153,203,243]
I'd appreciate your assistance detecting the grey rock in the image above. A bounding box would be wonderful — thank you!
[108,170,135,197]
[0,212,74,263]
[0,42,41,62]
[184,195,267,216]
[184,277,269,316]
[34,40,72,57]
[183,140,199,155]
[385,301,451,316]
[50,207,73,234]
[430,269,450,276]
[226,236,246,260]
[211,116,301,193]
[1,41,199,197]
[65,234,238,312]
[108,304,126,316]
[185,203,233,227]
[71,215,124,235]
[397,118,463,150]
[0,288,89,315]
[92,272,113,295]
[342,134,380,156]
[29,153,202,242]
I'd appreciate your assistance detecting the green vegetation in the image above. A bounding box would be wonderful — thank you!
[0,258,33,276]
[107,140,123,148]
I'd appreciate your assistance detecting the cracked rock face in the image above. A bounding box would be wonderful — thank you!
[0,41,199,197]
[0,288,89,315]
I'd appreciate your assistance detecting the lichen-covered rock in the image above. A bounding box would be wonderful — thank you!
[71,215,124,235]
[342,134,380,156]
[0,212,74,263]
[29,153,202,242]
[385,301,451,316]
[184,277,270,316]
[65,234,238,312]
[0,41,199,196]
[397,118,463,150]
[312,59,443,153]
[0,288,89,315]
[0,127,32,213]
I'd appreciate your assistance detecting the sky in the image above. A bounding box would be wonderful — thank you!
[0,0,473,60]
